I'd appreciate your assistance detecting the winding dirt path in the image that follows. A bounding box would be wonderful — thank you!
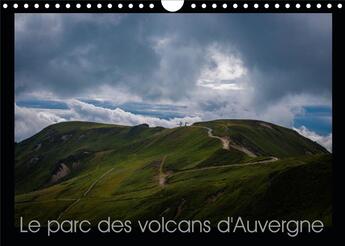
[32,125,280,218]
[198,126,230,150]
[193,126,257,157]
[57,167,114,220]
[172,156,279,176]
[161,125,279,179]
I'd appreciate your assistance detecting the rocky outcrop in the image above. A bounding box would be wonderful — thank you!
[50,163,71,184]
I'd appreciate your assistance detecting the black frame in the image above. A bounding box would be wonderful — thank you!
[1,0,343,244]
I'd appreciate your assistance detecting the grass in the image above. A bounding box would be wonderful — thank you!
[195,119,328,157]
[15,120,332,226]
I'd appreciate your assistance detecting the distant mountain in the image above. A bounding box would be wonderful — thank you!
[15,120,331,226]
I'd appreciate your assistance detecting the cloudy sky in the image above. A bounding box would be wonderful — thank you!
[15,13,332,151]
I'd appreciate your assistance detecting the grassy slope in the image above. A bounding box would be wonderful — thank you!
[195,120,328,157]
[15,120,332,226]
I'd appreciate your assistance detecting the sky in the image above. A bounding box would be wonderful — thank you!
[15,13,332,151]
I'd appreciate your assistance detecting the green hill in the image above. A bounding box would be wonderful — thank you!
[15,120,331,226]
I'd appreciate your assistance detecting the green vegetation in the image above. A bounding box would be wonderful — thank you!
[15,120,331,226]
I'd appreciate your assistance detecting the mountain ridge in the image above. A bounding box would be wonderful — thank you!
[15,119,331,226]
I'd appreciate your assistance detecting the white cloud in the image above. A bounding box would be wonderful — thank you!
[15,97,332,153]
[197,44,247,90]
[68,100,201,128]
[15,100,202,142]
[293,125,332,152]
[15,104,67,142]
[188,85,330,132]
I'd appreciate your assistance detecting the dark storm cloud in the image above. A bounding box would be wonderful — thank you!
[15,14,331,105]
[15,13,332,150]
[152,14,332,106]
[15,14,159,98]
